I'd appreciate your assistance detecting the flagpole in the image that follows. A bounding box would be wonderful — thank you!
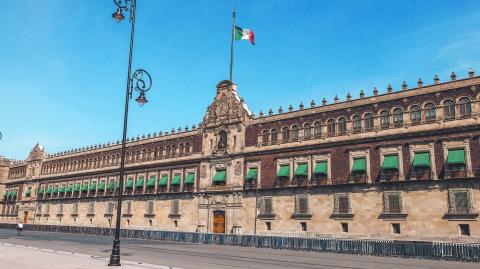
[229,7,236,82]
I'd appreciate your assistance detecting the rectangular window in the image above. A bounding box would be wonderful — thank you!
[72,203,78,214]
[44,204,50,214]
[383,192,402,214]
[58,204,64,214]
[146,200,154,215]
[170,200,179,215]
[295,194,309,214]
[106,202,114,214]
[334,193,351,214]
[266,221,271,230]
[259,196,273,215]
[392,223,401,234]
[88,202,95,215]
[300,222,307,231]
[124,201,132,215]
[449,190,472,214]
[341,222,349,233]
[459,224,470,236]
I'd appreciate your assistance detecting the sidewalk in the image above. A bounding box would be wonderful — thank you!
[0,243,181,269]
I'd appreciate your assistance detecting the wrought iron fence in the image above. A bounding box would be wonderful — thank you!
[0,223,478,262]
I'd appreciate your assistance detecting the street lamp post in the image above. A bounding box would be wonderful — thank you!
[109,0,152,266]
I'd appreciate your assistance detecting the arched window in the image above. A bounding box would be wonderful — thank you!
[185,142,191,154]
[179,143,184,156]
[410,105,421,124]
[364,113,374,130]
[159,147,164,158]
[171,145,176,157]
[338,117,347,134]
[165,146,171,158]
[303,123,312,139]
[425,103,436,121]
[271,129,278,143]
[393,108,404,127]
[352,115,362,131]
[291,125,299,141]
[444,100,456,119]
[380,110,390,128]
[262,130,269,144]
[282,127,289,142]
[459,97,471,117]
[313,121,322,137]
[327,119,335,136]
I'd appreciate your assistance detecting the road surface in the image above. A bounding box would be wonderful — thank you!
[0,229,476,269]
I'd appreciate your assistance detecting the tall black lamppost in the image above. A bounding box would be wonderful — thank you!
[109,0,152,266]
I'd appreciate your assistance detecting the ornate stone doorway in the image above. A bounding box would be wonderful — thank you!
[213,210,225,233]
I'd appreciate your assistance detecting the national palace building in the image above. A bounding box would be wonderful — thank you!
[1,71,480,241]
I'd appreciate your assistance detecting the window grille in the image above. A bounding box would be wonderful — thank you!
[124,201,132,215]
[259,196,273,215]
[383,192,402,214]
[58,204,64,214]
[72,203,78,214]
[146,200,154,215]
[449,190,472,214]
[88,202,95,215]
[295,194,309,214]
[170,200,179,215]
[334,193,351,214]
[106,202,114,214]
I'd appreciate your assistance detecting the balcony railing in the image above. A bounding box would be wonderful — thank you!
[445,169,468,179]
[408,170,432,180]
[379,171,400,182]
[349,173,367,183]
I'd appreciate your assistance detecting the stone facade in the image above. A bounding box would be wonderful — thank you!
[1,75,480,242]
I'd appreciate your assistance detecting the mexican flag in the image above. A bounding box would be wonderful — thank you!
[234,26,255,45]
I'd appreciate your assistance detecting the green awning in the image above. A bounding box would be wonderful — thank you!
[25,187,32,197]
[106,180,116,190]
[213,170,226,182]
[66,184,74,192]
[125,178,134,189]
[136,176,144,187]
[146,176,156,188]
[245,168,258,181]
[313,161,328,175]
[294,163,308,176]
[81,183,89,191]
[89,181,97,191]
[352,158,366,172]
[277,165,290,177]
[39,187,45,194]
[11,190,17,197]
[46,186,53,194]
[98,180,106,191]
[52,186,59,194]
[171,174,181,185]
[58,185,66,193]
[184,172,195,184]
[159,175,168,186]
[73,183,81,192]
[447,149,466,165]
[382,155,398,170]
[412,152,430,167]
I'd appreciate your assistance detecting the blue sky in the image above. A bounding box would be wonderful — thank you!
[1,0,480,159]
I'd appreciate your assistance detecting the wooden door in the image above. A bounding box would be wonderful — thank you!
[23,211,29,224]
[213,210,225,233]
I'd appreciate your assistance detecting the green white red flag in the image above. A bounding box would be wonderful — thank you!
[234,26,255,45]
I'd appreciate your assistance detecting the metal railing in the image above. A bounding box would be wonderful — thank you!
[0,223,478,262]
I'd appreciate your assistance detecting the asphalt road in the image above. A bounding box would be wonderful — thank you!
[0,229,477,269]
